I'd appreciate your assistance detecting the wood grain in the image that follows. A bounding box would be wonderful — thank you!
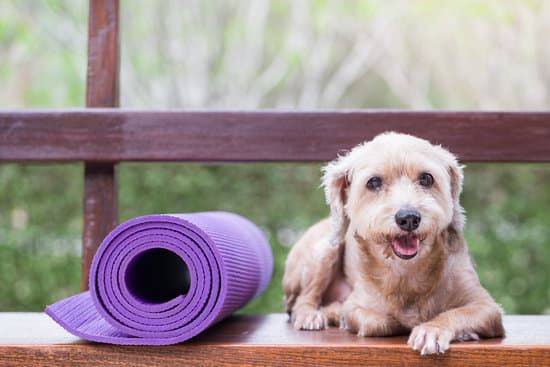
[82,0,119,290]
[81,163,117,290]
[1,110,550,163]
[86,0,119,107]
[0,313,548,366]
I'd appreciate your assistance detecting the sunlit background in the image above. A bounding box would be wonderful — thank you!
[1,0,549,314]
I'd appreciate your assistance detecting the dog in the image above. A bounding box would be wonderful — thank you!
[283,132,504,355]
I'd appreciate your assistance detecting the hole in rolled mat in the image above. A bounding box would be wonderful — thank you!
[124,248,190,304]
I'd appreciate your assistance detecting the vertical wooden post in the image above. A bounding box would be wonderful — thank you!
[82,0,120,290]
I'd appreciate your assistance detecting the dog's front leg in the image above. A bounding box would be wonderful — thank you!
[408,300,504,355]
[341,298,405,337]
[289,238,345,331]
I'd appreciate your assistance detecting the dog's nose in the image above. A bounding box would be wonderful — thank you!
[395,209,421,231]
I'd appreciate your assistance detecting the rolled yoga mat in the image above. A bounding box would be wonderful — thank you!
[45,212,273,345]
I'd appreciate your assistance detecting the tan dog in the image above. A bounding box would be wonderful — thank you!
[283,132,504,355]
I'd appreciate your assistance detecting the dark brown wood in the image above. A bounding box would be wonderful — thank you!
[86,0,119,107]
[0,313,548,366]
[82,0,120,290]
[81,163,118,290]
[1,110,550,163]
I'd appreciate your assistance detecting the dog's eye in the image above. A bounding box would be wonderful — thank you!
[418,172,434,188]
[366,176,382,191]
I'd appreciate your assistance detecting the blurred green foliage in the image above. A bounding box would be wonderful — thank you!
[1,163,549,314]
[0,1,549,314]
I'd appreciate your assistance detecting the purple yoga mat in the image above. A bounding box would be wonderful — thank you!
[45,212,273,345]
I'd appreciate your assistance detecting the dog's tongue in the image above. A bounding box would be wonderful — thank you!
[391,234,420,259]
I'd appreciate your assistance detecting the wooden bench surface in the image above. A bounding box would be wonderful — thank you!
[1,313,548,366]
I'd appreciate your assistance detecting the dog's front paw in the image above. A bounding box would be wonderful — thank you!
[408,323,453,355]
[291,305,327,330]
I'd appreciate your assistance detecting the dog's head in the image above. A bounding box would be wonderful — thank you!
[322,132,463,261]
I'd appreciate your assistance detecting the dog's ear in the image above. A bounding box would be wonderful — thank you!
[449,162,465,231]
[322,153,352,248]
[446,154,465,232]
[434,144,465,231]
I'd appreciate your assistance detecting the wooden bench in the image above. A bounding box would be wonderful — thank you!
[0,313,549,366]
[1,0,550,365]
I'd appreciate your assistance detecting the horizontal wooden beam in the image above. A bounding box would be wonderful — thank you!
[1,109,550,162]
[0,313,549,366]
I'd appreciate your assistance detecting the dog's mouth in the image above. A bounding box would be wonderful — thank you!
[390,234,420,260]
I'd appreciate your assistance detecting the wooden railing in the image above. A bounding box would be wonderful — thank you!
[2,110,550,163]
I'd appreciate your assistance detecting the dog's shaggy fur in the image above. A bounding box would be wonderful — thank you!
[283,132,504,355]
